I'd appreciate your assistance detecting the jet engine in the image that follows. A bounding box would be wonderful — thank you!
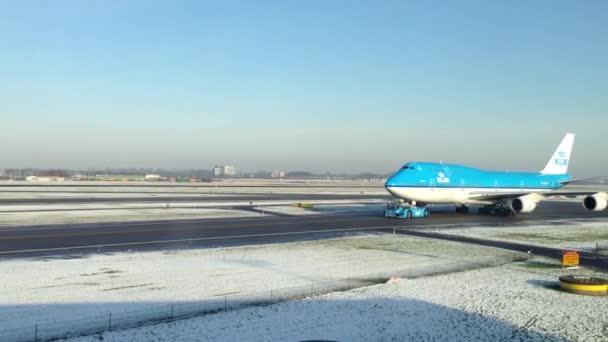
[510,196,537,213]
[582,192,608,211]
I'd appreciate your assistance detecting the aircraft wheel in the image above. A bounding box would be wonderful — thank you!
[406,210,413,219]
[423,209,430,217]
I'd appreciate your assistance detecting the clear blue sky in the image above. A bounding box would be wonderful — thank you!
[1,1,606,176]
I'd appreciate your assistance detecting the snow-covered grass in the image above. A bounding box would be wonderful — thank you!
[0,179,386,188]
[0,234,519,333]
[0,202,243,212]
[312,203,385,215]
[0,201,386,226]
[0,200,384,213]
[254,205,319,216]
[0,192,240,199]
[62,258,608,342]
[0,208,261,226]
[0,179,388,197]
[440,220,608,252]
[255,203,384,216]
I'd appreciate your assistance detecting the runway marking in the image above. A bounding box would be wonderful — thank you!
[0,214,603,239]
[0,212,380,233]
[0,201,385,213]
[2,217,606,256]
[0,204,593,234]
[0,215,282,232]
[0,215,389,240]
[0,225,396,255]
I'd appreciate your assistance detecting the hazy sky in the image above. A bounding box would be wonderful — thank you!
[1,1,606,176]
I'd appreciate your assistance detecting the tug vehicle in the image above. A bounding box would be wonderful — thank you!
[384,202,430,219]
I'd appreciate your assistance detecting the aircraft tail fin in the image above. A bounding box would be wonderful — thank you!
[541,133,575,175]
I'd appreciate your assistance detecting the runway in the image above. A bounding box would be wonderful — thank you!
[0,183,383,188]
[0,193,390,205]
[1,201,607,268]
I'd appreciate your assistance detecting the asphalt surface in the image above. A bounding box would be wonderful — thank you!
[0,201,607,270]
[395,230,608,272]
[0,194,390,205]
[0,183,381,188]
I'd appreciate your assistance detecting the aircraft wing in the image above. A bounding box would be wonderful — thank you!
[560,176,608,185]
[468,190,599,202]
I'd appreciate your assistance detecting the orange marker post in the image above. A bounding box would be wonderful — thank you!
[562,250,580,268]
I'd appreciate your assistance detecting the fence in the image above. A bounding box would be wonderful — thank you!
[0,254,525,342]
[593,242,608,254]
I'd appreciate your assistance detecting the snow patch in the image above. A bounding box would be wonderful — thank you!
[63,261,608,342]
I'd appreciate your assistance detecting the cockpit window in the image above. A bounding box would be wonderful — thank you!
[401,166,411,170]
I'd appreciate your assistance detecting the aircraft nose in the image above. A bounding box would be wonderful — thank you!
[385,185,398,197]
[384,173,399,188]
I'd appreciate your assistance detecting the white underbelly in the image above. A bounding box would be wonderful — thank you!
[385,186,550,205]
[386,187,468,203]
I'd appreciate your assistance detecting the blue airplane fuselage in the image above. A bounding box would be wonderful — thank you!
[384,162,571,205]
[385,162,571,189]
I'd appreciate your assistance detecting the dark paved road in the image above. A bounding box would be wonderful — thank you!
[0,194,391,205]
[0,183,382,188]
[0,201,606,270]
[394,229,608,272]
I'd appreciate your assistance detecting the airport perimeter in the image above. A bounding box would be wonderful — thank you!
[1,252,522,342]
[1,181,607,341]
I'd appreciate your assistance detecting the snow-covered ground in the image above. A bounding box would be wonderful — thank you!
[0,200,383,213]
[440,220,608,252]
[0,179,386,188]
[256,203,384,216]
[0,192,241,199]
[0,235,520,333]
[312,203,385,215]
[0,207,261,226]
[0,201,385,226]
[0,179,388,197]
[63,258,608,342]
[254,205,319,216]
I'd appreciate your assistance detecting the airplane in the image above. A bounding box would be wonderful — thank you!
[384,133,608,215]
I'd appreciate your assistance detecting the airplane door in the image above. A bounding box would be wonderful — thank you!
[429,178,435,188]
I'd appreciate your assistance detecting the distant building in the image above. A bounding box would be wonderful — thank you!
[213,165,237,177]
[213,166,224,177]
[26,176,65,182]
[223,165,237,176]
[271,170,286,178]
[144,174,163,181]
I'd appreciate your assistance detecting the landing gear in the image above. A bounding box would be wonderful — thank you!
[455,205,469,214]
